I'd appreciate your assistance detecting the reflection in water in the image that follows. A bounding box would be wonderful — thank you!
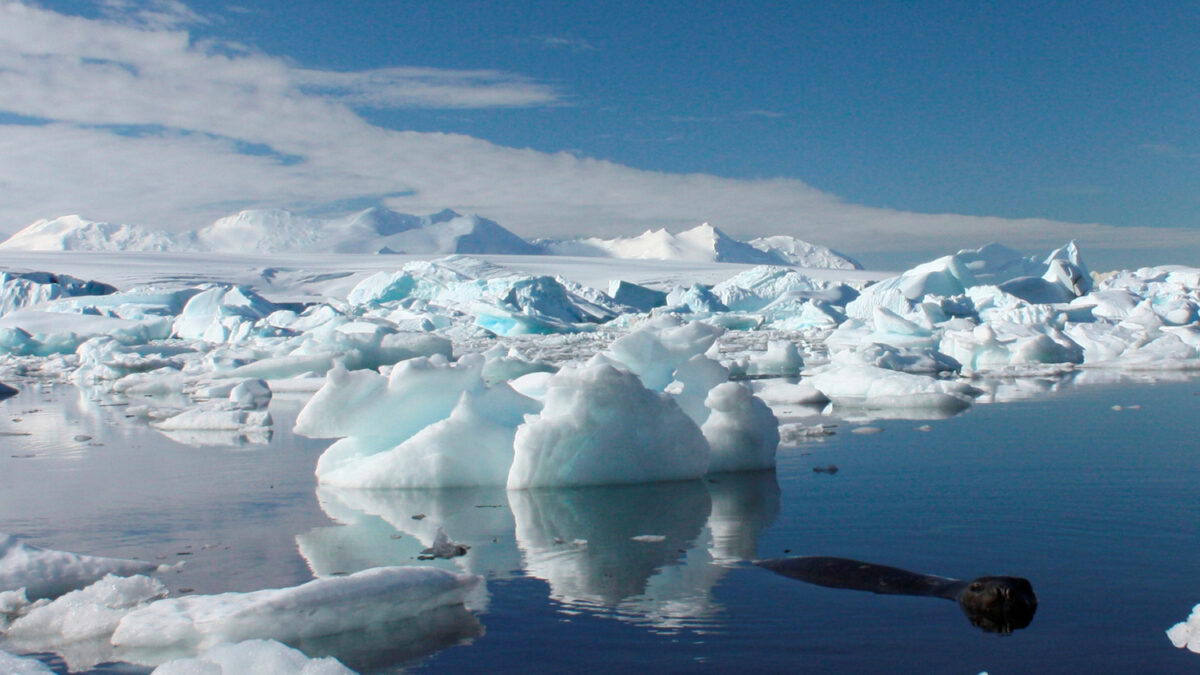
[513,472,779,630]
[299,472,780,636]
[290,604,484,673]
[301,485,522,588]
[757,556,1038,634]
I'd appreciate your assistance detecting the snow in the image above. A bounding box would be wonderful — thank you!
[0,533,159,601]
[1167,603,1200,654]
[151,640,355,675]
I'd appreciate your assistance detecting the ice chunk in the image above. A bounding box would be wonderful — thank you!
[229,379,271,409]
[701,382,779,473]
[807,365,978,411]
[0,380,16,400]
[316,387,538,488]
[667,354,731,426]
[419,529,470,559]
[173,285,278,342]
[110,566,481,655]
[1167,603,1200,653]
[939,321,1083,371]
[830,343,961,375]
[745,340,803,377]
[0,270,115,316]
[5,574,166,644]
[508,364,710,488]
[607,280,667,312]
[0,533,158,601]
[710,266,825,312]
[151,639,355,675]
[751,379,829,406]
[603,316,724,391]
[663,284,728,314]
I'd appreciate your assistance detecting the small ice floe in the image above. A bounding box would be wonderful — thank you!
[631,535,666,543]
[110,566,481,655]
[915,424,932,432]
[851,426,884,435]
[778,423,836,444]
[1167,603,1200,653]
[419,528,470,560]
[0,533,159,601]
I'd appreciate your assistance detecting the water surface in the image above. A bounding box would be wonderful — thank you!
[0,376,1197,673]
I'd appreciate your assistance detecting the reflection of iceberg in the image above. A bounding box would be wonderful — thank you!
[512,474,779,629]
[705,471,781,563]
[292,604,483,672]
[512,481,710,608]
[299,486,521,584]
[155,428,273,448]
[301,474,779,633]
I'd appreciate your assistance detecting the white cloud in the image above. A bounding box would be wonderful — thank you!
[0,1,1197,263]
[295,67,563,109]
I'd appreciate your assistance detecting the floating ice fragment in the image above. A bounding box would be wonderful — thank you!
[111,566,481,655]
[419,529,470,559]
[1167,603,1200,653]
[0,533,159,601]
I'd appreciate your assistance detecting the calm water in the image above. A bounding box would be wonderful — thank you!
[0,375,1197,673]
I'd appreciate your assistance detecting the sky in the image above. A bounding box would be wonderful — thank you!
[2,0,1199,268]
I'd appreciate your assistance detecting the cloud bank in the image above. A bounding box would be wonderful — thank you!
[0,1,1196,263]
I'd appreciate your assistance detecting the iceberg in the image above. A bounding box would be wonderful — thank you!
[508,363,710,488]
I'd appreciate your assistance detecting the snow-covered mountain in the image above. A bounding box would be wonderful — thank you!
[0,211,858,269]
[0,215,191,252]
[538,223,861,268]
[0,208,539,256]
[748,235,862,269]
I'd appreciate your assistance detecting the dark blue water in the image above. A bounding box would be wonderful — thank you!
[1,376,1198,673]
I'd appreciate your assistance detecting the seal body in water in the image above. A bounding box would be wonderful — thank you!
[756,556,1037,633]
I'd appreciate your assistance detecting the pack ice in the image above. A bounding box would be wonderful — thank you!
[3,237,1200,471]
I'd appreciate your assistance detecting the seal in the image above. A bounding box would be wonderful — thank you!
[755,556,1037,633]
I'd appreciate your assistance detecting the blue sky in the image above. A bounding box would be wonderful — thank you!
[4,0,1200,267]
